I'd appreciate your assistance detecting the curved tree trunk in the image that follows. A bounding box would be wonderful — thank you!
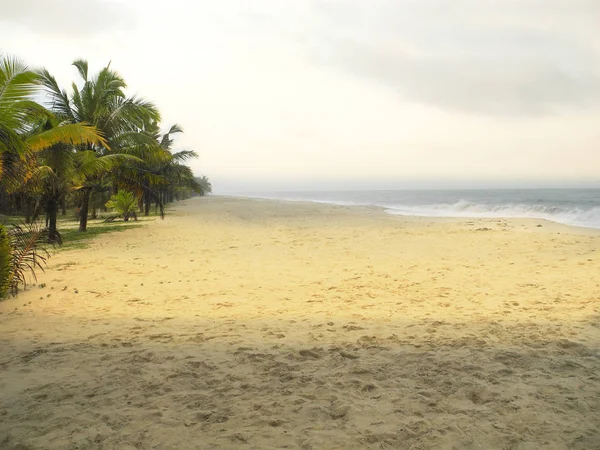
[79,189,91,232]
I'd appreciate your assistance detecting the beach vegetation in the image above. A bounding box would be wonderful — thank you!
[106,190,138,221]
[5,221,54,296]
[0,54,211,295]
[0,224,10,297]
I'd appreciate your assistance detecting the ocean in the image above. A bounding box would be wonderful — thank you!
[234,189,600,229]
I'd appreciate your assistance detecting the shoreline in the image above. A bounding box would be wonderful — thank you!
[1,196,599,449]
[217,194,600,235]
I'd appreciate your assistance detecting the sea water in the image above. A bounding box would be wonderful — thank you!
[235,189,600,229]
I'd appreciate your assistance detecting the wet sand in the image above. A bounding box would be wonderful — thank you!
[1,196,599,449]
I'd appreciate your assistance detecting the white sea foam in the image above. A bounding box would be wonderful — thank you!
[383,200,600,228]
[232,191,600,229]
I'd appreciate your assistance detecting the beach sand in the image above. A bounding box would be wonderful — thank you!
[1,196,599,449]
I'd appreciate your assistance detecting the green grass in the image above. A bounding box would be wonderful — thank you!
[0,215,23,226]
[2,207,162,251]
[59,222,145,250]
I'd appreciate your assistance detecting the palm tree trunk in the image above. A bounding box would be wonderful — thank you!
[144,190,151,216]
[24,198,33,224]
[61,197,67,216]
[48,197,59,243]
[79,189,91,232]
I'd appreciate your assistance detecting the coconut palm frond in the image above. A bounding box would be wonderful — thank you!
[0,55,40,106]
[26,123,108,152]
[170,149,198,162]
[7,221,57,295]
[72,59,89,82]
[74,151,141,180]
[37,68,74,120]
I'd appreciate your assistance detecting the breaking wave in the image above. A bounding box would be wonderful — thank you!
[383,200,600,228]
[232,190,600,229]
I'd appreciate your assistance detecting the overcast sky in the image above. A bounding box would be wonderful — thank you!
[2,0,599,191]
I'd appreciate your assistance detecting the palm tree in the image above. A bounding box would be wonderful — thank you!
[32,144,128,241]
[38,60,160,231]
[115,122,202,215]
[24,112,113,241]
[1,55,107,240]
[160,153,202,203]
[0,55,41,184]
[195,175,212,195]
[1,55,104,187]
[147,123,200,213]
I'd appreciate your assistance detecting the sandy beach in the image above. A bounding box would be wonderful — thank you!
[1,196,599,449]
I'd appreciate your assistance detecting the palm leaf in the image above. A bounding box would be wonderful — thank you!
[72,59,89,82]
[0,54,40,107]
[26,123,108,152]
[6,222,57,294]
[75,151,141,180]
[170,149,198,162]
[113,130,162,148]
[160,123,184,148]
[104,95,160,131]
[0,99,49,132]
[0,139,34,191]
[37,68,74,120]
[0,124,27,157]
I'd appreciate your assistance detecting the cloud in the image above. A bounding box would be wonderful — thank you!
[312,38,600,116]
[242,0,600,116]
[0,0,133,36]
[311,0,600,115]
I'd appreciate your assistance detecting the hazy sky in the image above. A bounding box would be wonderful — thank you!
[2,0,600,191]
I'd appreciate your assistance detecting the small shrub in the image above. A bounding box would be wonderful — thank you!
[106,191,139,222]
